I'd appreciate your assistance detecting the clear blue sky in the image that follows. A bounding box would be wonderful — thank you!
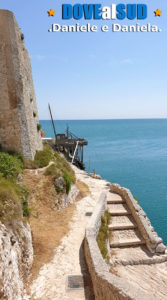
[1,0,167,119]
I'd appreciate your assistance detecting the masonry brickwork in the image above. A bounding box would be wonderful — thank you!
[0,10,42,160]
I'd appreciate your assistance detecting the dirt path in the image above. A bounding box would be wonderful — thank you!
[24,166,110,300]
[23,169,76,283]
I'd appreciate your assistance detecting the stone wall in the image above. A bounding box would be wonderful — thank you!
[84,193,158,300]
[0,10,42,160]
[110,184,166,254]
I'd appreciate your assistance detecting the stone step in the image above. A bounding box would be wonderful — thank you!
[107,192,125,204]
[109,245,167,266]
[110,229,145,248]
[109,216,136,230]
[108,203,131,216]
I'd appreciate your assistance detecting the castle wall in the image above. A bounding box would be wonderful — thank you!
[0,10,42,160]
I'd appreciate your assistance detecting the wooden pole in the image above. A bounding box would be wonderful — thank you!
[88,158,90,174]
[81,146,83,163]
[48,103,57,142]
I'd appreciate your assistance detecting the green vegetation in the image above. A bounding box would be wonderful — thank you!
[64,173,71,195]
[54,152,76,184]
[30,98,33,103]
[44,163,60,177]
[37,123,41,132]
[33,112,37,118]
[0,177,22,223]
[97,210,110,262]
[34,146,54,168]
[44,151,76,194]
[0,152,24,180]
[0,152,30,223]
[21,33,24,40]
[0,145,76,224]
[56,186,61,194]
[22,200,30,217]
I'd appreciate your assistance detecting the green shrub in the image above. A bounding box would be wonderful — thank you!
[97,210,111,260]
[54,152,76,183]
[0,177,22,223]
[44,163,61,178]
[44,152,76,195]
[64,173,71,194]
[37,123,41,131]
[56,186,62,194]
[34,146,54,168]
[22,201,30,217]
[0,152,23,179]
[21,33,24,40]
[33,112,37,118]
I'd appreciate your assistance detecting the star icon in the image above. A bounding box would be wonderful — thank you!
[154,9,162,17]
[48,9,55,17]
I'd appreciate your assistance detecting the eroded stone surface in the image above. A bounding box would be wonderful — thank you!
[0,10,42,160]
[0,222,33,299]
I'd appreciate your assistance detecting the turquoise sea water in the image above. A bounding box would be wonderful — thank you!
[40,119,167,244]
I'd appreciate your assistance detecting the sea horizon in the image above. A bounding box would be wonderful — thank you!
[40,117,167,121]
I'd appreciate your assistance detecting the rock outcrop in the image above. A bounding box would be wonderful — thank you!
[0,221,33,300]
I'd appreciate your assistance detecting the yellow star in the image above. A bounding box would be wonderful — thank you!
[154,9,162,17]
[48,9,55,16]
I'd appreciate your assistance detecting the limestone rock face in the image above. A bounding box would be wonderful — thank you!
[156,243,166,254]
[54,177,65,190]
[0,10,42,160]
[61,184,79,208]
[0,221,33,299]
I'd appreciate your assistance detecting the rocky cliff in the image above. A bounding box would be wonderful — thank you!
[0,221,33,300]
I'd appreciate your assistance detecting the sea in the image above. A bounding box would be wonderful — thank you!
[40,119,167,244]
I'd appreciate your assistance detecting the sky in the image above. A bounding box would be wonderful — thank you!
[0,0,167,120]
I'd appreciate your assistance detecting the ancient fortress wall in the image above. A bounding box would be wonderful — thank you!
[0,10,42,160]
[84,192,164,300]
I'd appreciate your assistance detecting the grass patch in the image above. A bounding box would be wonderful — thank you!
[64,173,71,195]
[34,146,54,168]
[44,152,76,195]
[54,152,76,184]
[0,177,22,223]
[0,176,30,223]
[97,210,110,261]
[44,163,61,178]
[0,152,24,179]
[0,152,31,223]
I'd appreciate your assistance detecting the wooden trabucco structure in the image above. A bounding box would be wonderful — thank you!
[56,126,88,169]
[49,104,88,170]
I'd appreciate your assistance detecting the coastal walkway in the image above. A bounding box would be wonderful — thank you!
[26,166,167,300]
[107,191,167,299]
[107,192,167,265]
[108,193,145,248]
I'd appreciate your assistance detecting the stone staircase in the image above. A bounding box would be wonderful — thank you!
[107,193,146,249]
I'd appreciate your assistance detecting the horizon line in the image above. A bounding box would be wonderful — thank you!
[39,117,167,121]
